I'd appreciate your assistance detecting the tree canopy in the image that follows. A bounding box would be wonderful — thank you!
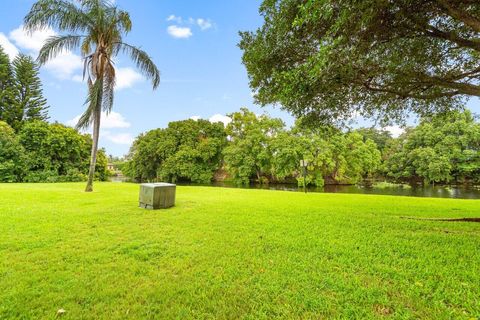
[0,47,49,131]
[0,120,108,183]
[240,0,480,125]
[0,121,27,182]
[125,108,383,187]
[223,108,285,184]
[125,119,226,183]
[384,111,480,184]
[0,46,16,127]
[12,54,49,128]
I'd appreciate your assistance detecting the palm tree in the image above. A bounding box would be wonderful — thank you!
[24,0,160,192]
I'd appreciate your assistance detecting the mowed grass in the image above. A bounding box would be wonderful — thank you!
[0,183,479,319]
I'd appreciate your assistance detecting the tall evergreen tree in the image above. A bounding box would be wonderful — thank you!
[0,46,16,126]
[11,54,49,131]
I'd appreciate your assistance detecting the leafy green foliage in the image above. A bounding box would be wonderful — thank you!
[221,110,380,186]
[384,111,480,184]
[94,148,110,182]
[223,108,285,184]
[124,108,479,187]
[0,46,17,128]
[355,128,393,152]
[11,54,49,130]
[0,121,27,182]
[0,48,49,132]
[16,120,107,182]
[125,119,226,183]
[270,125,381,186]
[19,121,89,176]
[240,0,480,125]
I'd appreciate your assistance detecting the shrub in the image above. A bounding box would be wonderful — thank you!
[0,121,27,182]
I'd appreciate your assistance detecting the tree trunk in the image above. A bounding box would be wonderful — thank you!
[256,169,261,183]
[85,82,103,192]
[85,108,101,192]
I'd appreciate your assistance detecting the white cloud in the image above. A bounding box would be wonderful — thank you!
[65,115,82,128]
[167,25,193,39]
[209,114,232,126]
[7,24,142,86]
[44,51,83,79]
[0,33,19,60]
[67,112,134,145]
[166,15,183,23]
[189,114,232,126]
[72,74,84,83]
[166,15,214,37]
[66,111,131,129]
[102,131,134,145]
[9,25,55,53]
[8,25,83,80]
[384,125,405,138]
[197,18,213,31]
[116,67,143,90]
[101,111,131,129]
[71,67,143,90]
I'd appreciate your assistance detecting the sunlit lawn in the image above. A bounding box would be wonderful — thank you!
[0,183,479,319]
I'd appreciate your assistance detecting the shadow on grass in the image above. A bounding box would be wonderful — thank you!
[401,217,480,223]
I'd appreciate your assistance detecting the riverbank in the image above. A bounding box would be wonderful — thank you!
[177,181,480,199]
[111,177,480,199]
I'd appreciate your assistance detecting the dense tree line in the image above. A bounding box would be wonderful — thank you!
[0,45,108,183]
[126,108,480,186]
[0,120,108,183]
[223,108,381,186]
[383,111,480,185]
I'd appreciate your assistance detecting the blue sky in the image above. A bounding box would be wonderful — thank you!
[0,0,289,156]
[0,0,478,156]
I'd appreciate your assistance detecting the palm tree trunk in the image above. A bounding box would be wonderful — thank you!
[85,83,103,192]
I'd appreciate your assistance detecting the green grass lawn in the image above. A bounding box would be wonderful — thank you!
[0,183,479,319]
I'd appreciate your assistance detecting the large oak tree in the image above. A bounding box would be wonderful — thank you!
[240,0,480,125]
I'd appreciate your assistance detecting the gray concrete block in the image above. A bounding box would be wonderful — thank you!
[139,183,176,209]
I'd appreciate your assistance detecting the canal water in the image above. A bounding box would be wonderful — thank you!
[110,177,480,199]
[181,182,480,199]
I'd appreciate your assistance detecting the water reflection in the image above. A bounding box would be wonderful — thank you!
[109,176,479,199]
[180,181,480,199]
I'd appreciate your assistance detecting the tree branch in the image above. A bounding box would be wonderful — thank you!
[362,81,461,100]
[438,0,480,33]
[424,26,480,52]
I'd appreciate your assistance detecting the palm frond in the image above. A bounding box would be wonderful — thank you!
[76,99,95,130]
[114,42,160,89]
[102,61,116,112]
[37,35,84,65]
[79,0,114,10]
[117,10,131,34]
[76,77,103,129]
[80,35,93,56]
[24,0,92,34]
